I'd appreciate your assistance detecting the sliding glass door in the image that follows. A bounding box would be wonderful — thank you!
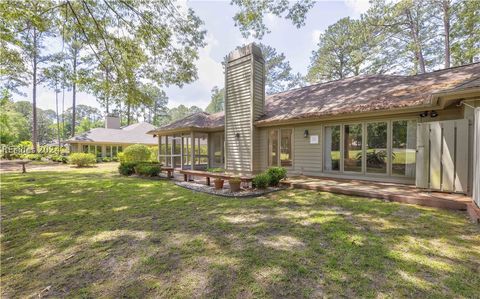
[392,120,416,177]
[323,120,416,179]
[324,125,341,171]
[366,122,388,174]
[343,124,362,172]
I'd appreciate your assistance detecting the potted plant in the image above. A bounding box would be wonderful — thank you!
[214,177,224,189]
[229,177,242,192]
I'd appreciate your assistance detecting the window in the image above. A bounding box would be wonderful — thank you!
[83,145,89,153]
[366,122,388,174]
[344,124,362,172]
[280,129,292,167]
[324,125,340,171]
[269,129,279,166]
[392,120,416,177]
[90,145,102,158]
[112,146,118,157]
[269,129,293,167]
[106,146,112,158]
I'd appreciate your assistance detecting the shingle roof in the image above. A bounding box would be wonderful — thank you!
[151,63,480,132]
[150,111,225,133]
[67,122,157,145]
[258,62,480,124]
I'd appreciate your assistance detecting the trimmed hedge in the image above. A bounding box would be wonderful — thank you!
[122,144,151,163]
[118,162,137,176]
[135,164,161,177]
[266,167,287,186]
[252,173,270,189]
[118,162,161,176]
[69,153,96,167]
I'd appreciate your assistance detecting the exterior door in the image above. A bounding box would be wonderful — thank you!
[416,119,469,193]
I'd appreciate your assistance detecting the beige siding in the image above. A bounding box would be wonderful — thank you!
[225,44,264,174]
[225,56,253,172]
[293,125,323,175]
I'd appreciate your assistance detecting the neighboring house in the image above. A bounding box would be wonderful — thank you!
[67,116,157,159]
[149,44,480,206]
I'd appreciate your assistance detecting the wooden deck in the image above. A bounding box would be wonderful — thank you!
[283,176,480,222]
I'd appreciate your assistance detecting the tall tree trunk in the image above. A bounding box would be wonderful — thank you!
[442,0,451,68]
[55,81,61,153]
[127,103,131,125]
[62,83,65,139]
[406,9,426,73]
[71,49,77,137]
[32,28,38,153]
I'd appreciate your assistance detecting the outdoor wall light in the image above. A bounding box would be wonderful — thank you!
[304,129,309,138]
[430,110,438,117]
[235,133,240,138]
[419,111,429,118]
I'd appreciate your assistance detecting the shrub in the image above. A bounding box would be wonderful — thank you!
[135,164,161,177]
[50,155,67,163]
[118,162,137,176]
[102,157,111,162]
[229,177,241,184]
[25,154,42,161]
[111,156,119,162]
[117,152,125,163]
[122,144,151,163]
[266,167,287,186]
[149,146,158,162]
[252,173,269,189]
[69,153,96,167]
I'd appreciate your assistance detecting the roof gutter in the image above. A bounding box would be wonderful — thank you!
[147,126,225,136]
[254,103,437,127]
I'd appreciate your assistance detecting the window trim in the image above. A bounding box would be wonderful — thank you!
[321,118,417,178]
[268,128,294,168]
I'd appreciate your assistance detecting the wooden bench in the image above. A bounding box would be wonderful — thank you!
[179,169,253,186]
[160,167,174,178]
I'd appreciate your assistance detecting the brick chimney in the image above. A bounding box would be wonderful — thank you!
[105,116,121,129]
[224,43,265,174]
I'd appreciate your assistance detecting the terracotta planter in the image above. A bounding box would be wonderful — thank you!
[229,180,241,192]
[214,179,224,189]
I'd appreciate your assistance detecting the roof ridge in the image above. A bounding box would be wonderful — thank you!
[266,62,480,98]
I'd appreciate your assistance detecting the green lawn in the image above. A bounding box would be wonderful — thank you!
[1,166,479,298]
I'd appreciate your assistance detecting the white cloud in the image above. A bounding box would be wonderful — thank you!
[344,0,370,15]
[166,33,224,109]
[311,29,322,45]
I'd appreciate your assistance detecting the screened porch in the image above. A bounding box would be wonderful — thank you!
[157,131,224,170]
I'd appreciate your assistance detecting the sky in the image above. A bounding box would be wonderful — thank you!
[12,0,370,113]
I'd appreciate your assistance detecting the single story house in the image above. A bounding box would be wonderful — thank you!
[67,116,157,158]
[148,44,480,207]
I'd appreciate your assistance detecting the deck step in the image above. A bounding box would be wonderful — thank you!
[283,180,470,212]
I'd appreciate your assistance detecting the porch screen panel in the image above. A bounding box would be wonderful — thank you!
[366,122,387,174]
[324,125,340,171]
[280,129,292,167]
[269,130,279,166]
[344,124,362,172]
[392,120,417,177]
[213,135,223,164]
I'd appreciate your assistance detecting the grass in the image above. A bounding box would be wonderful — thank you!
[1,165,480,298]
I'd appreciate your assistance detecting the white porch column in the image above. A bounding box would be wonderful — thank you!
[473,108,480,207]
[191,131,195,170]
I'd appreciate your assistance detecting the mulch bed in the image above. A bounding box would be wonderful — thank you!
[175,181,286,198]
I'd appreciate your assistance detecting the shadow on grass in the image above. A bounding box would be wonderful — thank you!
[1,170,479,298]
